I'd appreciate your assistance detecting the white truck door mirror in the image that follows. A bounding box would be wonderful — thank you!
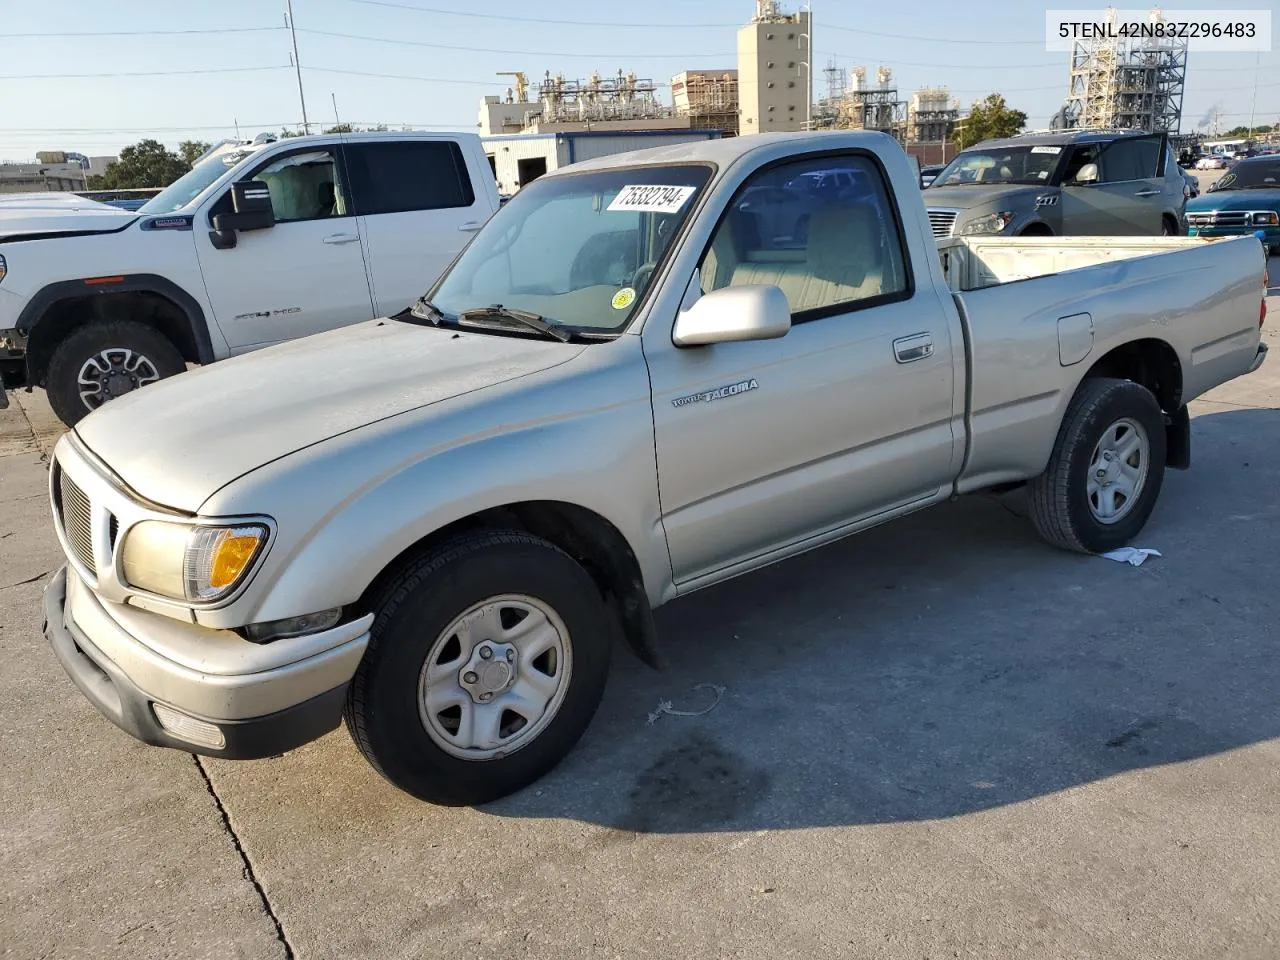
[672,284,791,347]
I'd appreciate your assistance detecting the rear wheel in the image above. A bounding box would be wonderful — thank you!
[1161,216,1180,237]
[1028,377,1167,554]
[45,320,185,427]
[345,531,613,805]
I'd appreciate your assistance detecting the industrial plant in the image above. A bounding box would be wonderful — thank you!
[1053,6,1188,134]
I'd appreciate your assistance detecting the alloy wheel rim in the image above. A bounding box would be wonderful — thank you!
[77,349,161,410]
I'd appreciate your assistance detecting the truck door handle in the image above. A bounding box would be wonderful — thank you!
[457,221,482,232]
[322,233,360,245]
[1133,189,1161,197]
[893,333,934,364]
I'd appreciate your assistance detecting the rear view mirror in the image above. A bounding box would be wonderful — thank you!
[209,180,275,250]
[672,284,791,347]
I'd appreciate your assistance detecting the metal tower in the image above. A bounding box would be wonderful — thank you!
[1063,7,1187,133]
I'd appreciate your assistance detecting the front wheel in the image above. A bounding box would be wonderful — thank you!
[45,320,186,427]
[1028,377,1167,554]
[344,531,613,806]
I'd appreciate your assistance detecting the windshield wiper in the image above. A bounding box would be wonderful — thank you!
[457,304,572,343]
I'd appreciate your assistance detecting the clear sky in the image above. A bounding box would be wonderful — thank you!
[2,0,1277,159]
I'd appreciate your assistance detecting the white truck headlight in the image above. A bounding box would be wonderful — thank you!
[961,211,1017,235]
[122,521,269,602]
[0,254,7,284]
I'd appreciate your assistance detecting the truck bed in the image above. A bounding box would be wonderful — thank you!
[939,235,1219,292]
[947,234,1266,494]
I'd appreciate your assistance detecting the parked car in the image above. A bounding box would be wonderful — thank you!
[734,184,813,245]
[1180,167,1199,199]
[0,130,501,425]
[919,164,945,188]
[1187,155,1280,254]
[924,130,1186,238]
[42,132,1268,806]
[1196,155,1228,170]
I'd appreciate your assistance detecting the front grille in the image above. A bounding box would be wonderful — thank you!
[1187,211,1251,228]
[927,209,958,239]
[58,468,95,572]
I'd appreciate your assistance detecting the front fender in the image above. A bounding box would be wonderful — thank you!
[195,345,671,629]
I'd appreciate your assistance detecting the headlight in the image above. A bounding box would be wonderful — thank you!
[0,254,7,284]
[1253,212,1279,226]
[121,521,268,603]
[960,211,1018,235]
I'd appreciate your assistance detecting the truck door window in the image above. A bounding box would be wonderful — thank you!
[344,141,476,215]
[254,150,347,222]
[700,154,910,318]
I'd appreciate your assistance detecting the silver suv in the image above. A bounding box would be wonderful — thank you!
[924,130,1187,239]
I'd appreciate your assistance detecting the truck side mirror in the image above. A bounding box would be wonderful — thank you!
[209,180,276,250]
[672,284,791,347]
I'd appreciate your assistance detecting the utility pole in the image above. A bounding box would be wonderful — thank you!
[286,0,310,134]
[332,93,341,129]
[1248,50,1260,140]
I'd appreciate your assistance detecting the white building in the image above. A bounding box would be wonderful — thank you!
[483,129,722,196]
[737,1,811,135]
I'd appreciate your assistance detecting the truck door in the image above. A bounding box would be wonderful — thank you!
[343,139,493,317]
[195,144,375,350]
[645,152,959,585]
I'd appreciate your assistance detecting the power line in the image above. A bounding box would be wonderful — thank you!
[0,26,284,39]
[346,0,735,27]
[298,27,731,59]
[0,65,290,80]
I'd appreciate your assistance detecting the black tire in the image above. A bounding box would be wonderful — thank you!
[1161,216,1179,237]
[1028,377,1167,554]
[45,320,186,427]
[344,531,614,806]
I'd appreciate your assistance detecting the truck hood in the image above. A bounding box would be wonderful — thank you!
[1188,189,1280,211]
[73,319,584,512]
[922,184,1053,211]
[0,193,137,241]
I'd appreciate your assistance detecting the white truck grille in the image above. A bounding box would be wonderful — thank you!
[56,465,95,572]
[927,209,959,239]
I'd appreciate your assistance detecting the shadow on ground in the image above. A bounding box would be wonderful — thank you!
[471,406,1280,833]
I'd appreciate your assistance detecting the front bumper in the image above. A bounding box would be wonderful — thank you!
[42,566,373,759]
[1188,224,1280,249]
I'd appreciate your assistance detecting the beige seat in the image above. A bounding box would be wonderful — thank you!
[724,203,891,311]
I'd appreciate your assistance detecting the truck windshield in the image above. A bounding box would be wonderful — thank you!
[137,150,251,215]
[931,146,1062,186]
[1209,159,1280,191]
[428,164,713,335]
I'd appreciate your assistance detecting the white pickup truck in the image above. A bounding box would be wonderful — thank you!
[0,131,500,425]
[42,132,1268,807]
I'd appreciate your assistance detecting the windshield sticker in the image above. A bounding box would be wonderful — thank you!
[608,184,696,214]
[1031,146,1062,154]
[611,287,637,310]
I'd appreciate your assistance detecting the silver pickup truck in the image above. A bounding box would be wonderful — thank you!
[42,132,1269,806]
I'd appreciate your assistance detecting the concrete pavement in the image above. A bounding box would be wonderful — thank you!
[1,268,1277,959]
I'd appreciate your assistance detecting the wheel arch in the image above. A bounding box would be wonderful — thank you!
[1017,220,1054,236]
[16,275,214,385]
[354,500,663,669]
[1078,336,1187,468]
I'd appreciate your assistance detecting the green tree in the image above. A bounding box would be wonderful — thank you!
[177,140,212,166]
[85,139,190,189]
[954,94,1028,149]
